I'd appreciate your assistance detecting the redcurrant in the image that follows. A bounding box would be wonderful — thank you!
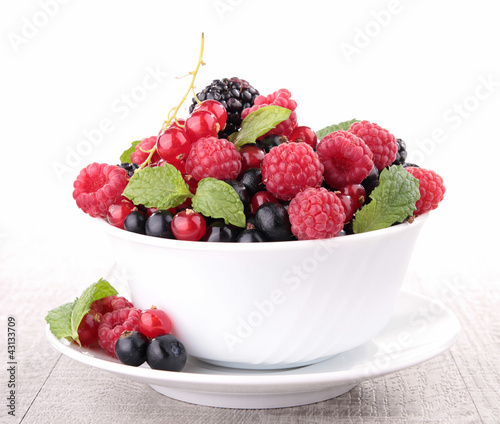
[107,202,136,229]
[157,127,191,163]
[138,307,172,339]
[171,209,206,241]
[340,183,366,210]
[77,311,102,347]
[193,100,227,131]
[185,110,219,143]
[337,193,356,222]
[250,191,279,214]
[289,126,318,149]
[168,118,186,130]
[239,145,266,173]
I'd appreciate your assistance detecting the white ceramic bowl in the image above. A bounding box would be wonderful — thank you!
[101,213,428,370]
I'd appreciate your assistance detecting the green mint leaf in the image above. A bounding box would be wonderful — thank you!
[123,164,192,209]
[45,301,75,341]
[229,105,291,148]
[45,279,118,345]
[70,279,118,344]
[120,140,141,163]
[316,119,359,140]
[192,178,246,228]
[353,165,420,234]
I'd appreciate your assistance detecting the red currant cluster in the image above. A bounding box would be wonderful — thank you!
[78,295,186,371]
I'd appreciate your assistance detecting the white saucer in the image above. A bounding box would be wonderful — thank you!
[45,291,460,409]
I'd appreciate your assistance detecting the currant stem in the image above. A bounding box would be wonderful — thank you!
[137,34,205,171]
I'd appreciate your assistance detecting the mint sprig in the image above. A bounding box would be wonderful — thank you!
[45,279,118,345]
[123,164,192,210]
[229,105,291,148]
[353,165,420,234]
[119,140,141,164]
[316,119,359,141]
[192,178,246,227]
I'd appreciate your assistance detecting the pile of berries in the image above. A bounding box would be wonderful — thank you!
[79,295,187,371]
[73,79,446,242]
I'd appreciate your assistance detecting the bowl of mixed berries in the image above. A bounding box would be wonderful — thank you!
[71,44,445,369]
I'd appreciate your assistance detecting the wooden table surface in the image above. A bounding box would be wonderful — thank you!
[1,229,499,424]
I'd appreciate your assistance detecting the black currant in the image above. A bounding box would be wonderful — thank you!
[115,331,149,367]
[255,203,293,241]
[361,164,380,201]
[146,334,187,372]
[145,211,174,238]
[256,134,287,152]
[202,221,241,242]
[236,228,266,242]
[238,168,264,197]
[124,211,147,235]
[223,179,251,214]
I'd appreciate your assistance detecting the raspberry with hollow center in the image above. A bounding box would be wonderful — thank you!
[317,130,374,189]
[288,187,345,240]
[405,167,445,216]
[185,136,242,181]
[261,142,324,201]
[98,308,141,358]
[349,121,397,170]
[73,163,129,218]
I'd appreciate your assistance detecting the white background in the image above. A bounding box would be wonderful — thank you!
[1,0,499,280]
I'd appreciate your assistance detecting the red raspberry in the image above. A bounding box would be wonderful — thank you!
[77,296,135,347]
[98,308,141,358]
[91,295,134,314]
[349,121,397,170]
[241,89,298,137]
[316,131,374,189]
[288,187,345,240]
[261,142,324,201]
[73,163,129,218]
[185,136,242,181]
[405,167,445,217]
[131,136,161,165]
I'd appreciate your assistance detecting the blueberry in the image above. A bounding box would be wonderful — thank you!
[145,211,174,238]
[146,334,187,372]
[124,211,147,234]
[255,203,293,241]
[223,179,251,214]
[236,228,266,242]
[115,331,149,367]
[202,221,241,242]
[238,168,264,197]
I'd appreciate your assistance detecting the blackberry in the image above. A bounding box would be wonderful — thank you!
[403,162,420,168]
[189,78,259,138]
[119,162,139,178]
[392,139,407,165]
